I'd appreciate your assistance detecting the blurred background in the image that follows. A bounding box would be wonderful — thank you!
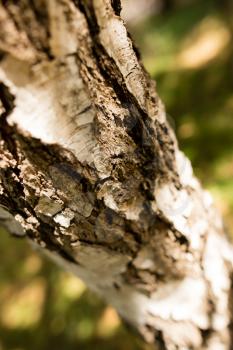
[0,0,233,349]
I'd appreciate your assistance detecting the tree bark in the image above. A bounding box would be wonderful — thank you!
[0,1,233,349]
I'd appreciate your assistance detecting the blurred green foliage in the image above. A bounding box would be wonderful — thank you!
[0,0,233,349]
[0,230,148,350]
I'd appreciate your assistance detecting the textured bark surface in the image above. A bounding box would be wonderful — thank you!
[0,1,233,349]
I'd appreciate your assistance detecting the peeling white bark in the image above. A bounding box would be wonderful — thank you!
[0,55,96,165]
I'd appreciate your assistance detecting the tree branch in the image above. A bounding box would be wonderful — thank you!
[0,0,233,348]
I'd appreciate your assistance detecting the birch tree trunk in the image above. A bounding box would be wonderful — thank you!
[0,1,233,349]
